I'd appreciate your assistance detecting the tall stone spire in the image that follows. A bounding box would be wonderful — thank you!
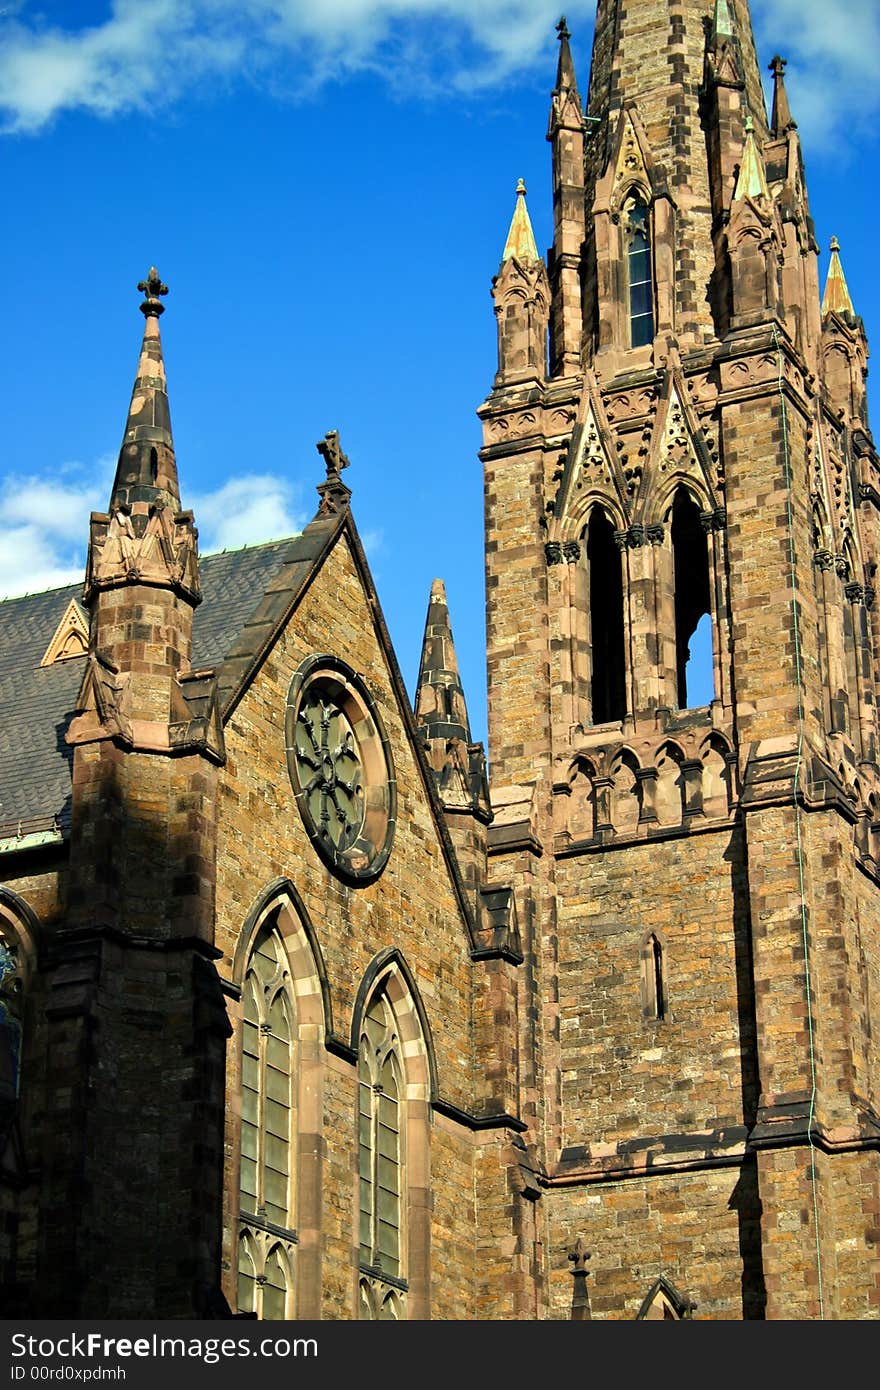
[581,0,769,352]
[547,15,586,377]
[83,270,201,704]
[553,13,577,94]
[109,268,180,514]
[416,578,473,744]
[416,579,490,822]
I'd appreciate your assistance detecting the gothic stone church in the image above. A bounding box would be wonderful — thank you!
[1,0,879,1321]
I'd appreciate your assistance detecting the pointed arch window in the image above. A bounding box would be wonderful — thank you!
[671,487,713,708]
[625,196,654,348]
[637,1275,693,1319]
[0,935,22,1111]
[358,990,407,1318]
[237,921,296,1319]
[587,506,627,724]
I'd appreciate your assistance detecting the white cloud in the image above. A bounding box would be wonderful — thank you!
[752,0,880,152]
[193,474,306,552]
[0,459,113,597]
[0,460,305,599]
[0,0,592,133]
[0,524,87,598]
[0,2,875,149]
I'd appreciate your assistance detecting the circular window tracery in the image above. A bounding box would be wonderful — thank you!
[286,657,396,884]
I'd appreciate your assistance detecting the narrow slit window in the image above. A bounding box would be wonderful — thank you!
[641,932,667,1021]
[651,936,665,1020]
[627,199,654,348]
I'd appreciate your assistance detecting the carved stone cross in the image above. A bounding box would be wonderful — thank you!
[137,267,169,317]
[317,429,351,484]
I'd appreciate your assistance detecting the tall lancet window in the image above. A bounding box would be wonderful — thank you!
[238,922,295,1320]
[0,934,22,1109]
[625,197,654,348]
[587,507,627,724]
[359,991,405,1319]
[671,488,712,709]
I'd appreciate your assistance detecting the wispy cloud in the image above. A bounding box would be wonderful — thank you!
[752,0,880,152]
[0,0,591,134]
[1,2,876,151]
[0,459,305,598]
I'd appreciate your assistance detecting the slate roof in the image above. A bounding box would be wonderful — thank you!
[0,537,301,840]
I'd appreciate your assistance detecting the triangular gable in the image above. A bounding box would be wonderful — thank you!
[637,373,721,522]
[595,103,665,213]
[552,374,631,534]
[213,502,486,955]
[40,599,88,667]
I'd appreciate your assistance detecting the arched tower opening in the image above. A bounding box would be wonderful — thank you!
[671,487,712,708]
[587,506,627,723]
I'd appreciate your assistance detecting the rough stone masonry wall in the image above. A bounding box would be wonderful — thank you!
[721,369,822,754]
[214,535,483,1319]
[555,824,754,1146]
[747,801,880,1319]
[538,818,759,1317]
[545,1162,763,1318]
[484,439,553,788]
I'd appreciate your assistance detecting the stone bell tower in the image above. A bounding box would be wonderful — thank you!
[480,3,880,1319]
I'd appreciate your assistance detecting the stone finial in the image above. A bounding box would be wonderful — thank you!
[769,55,796,136]
[316,430,352,515]
[137,266,169,318]
[501,179,540,264]
[556,15,570,41]
[568,1237,591,1275]
[568,1237,592,1320]
[712,0,735,38]
[822,237,856,319]
[734,114,770,201]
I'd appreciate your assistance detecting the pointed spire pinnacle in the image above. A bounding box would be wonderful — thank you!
[502,179,540,264]
[734,115,770,200]
[769,55,796,136]
[555,14,577,91]
[712,0,735,38]
[822,237,856,319]
[415,578,473,744]
[109,268,179,513]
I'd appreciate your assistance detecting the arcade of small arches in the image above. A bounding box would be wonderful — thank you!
[555,732,736,846]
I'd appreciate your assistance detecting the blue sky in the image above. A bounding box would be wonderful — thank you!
[2,0,878,750]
